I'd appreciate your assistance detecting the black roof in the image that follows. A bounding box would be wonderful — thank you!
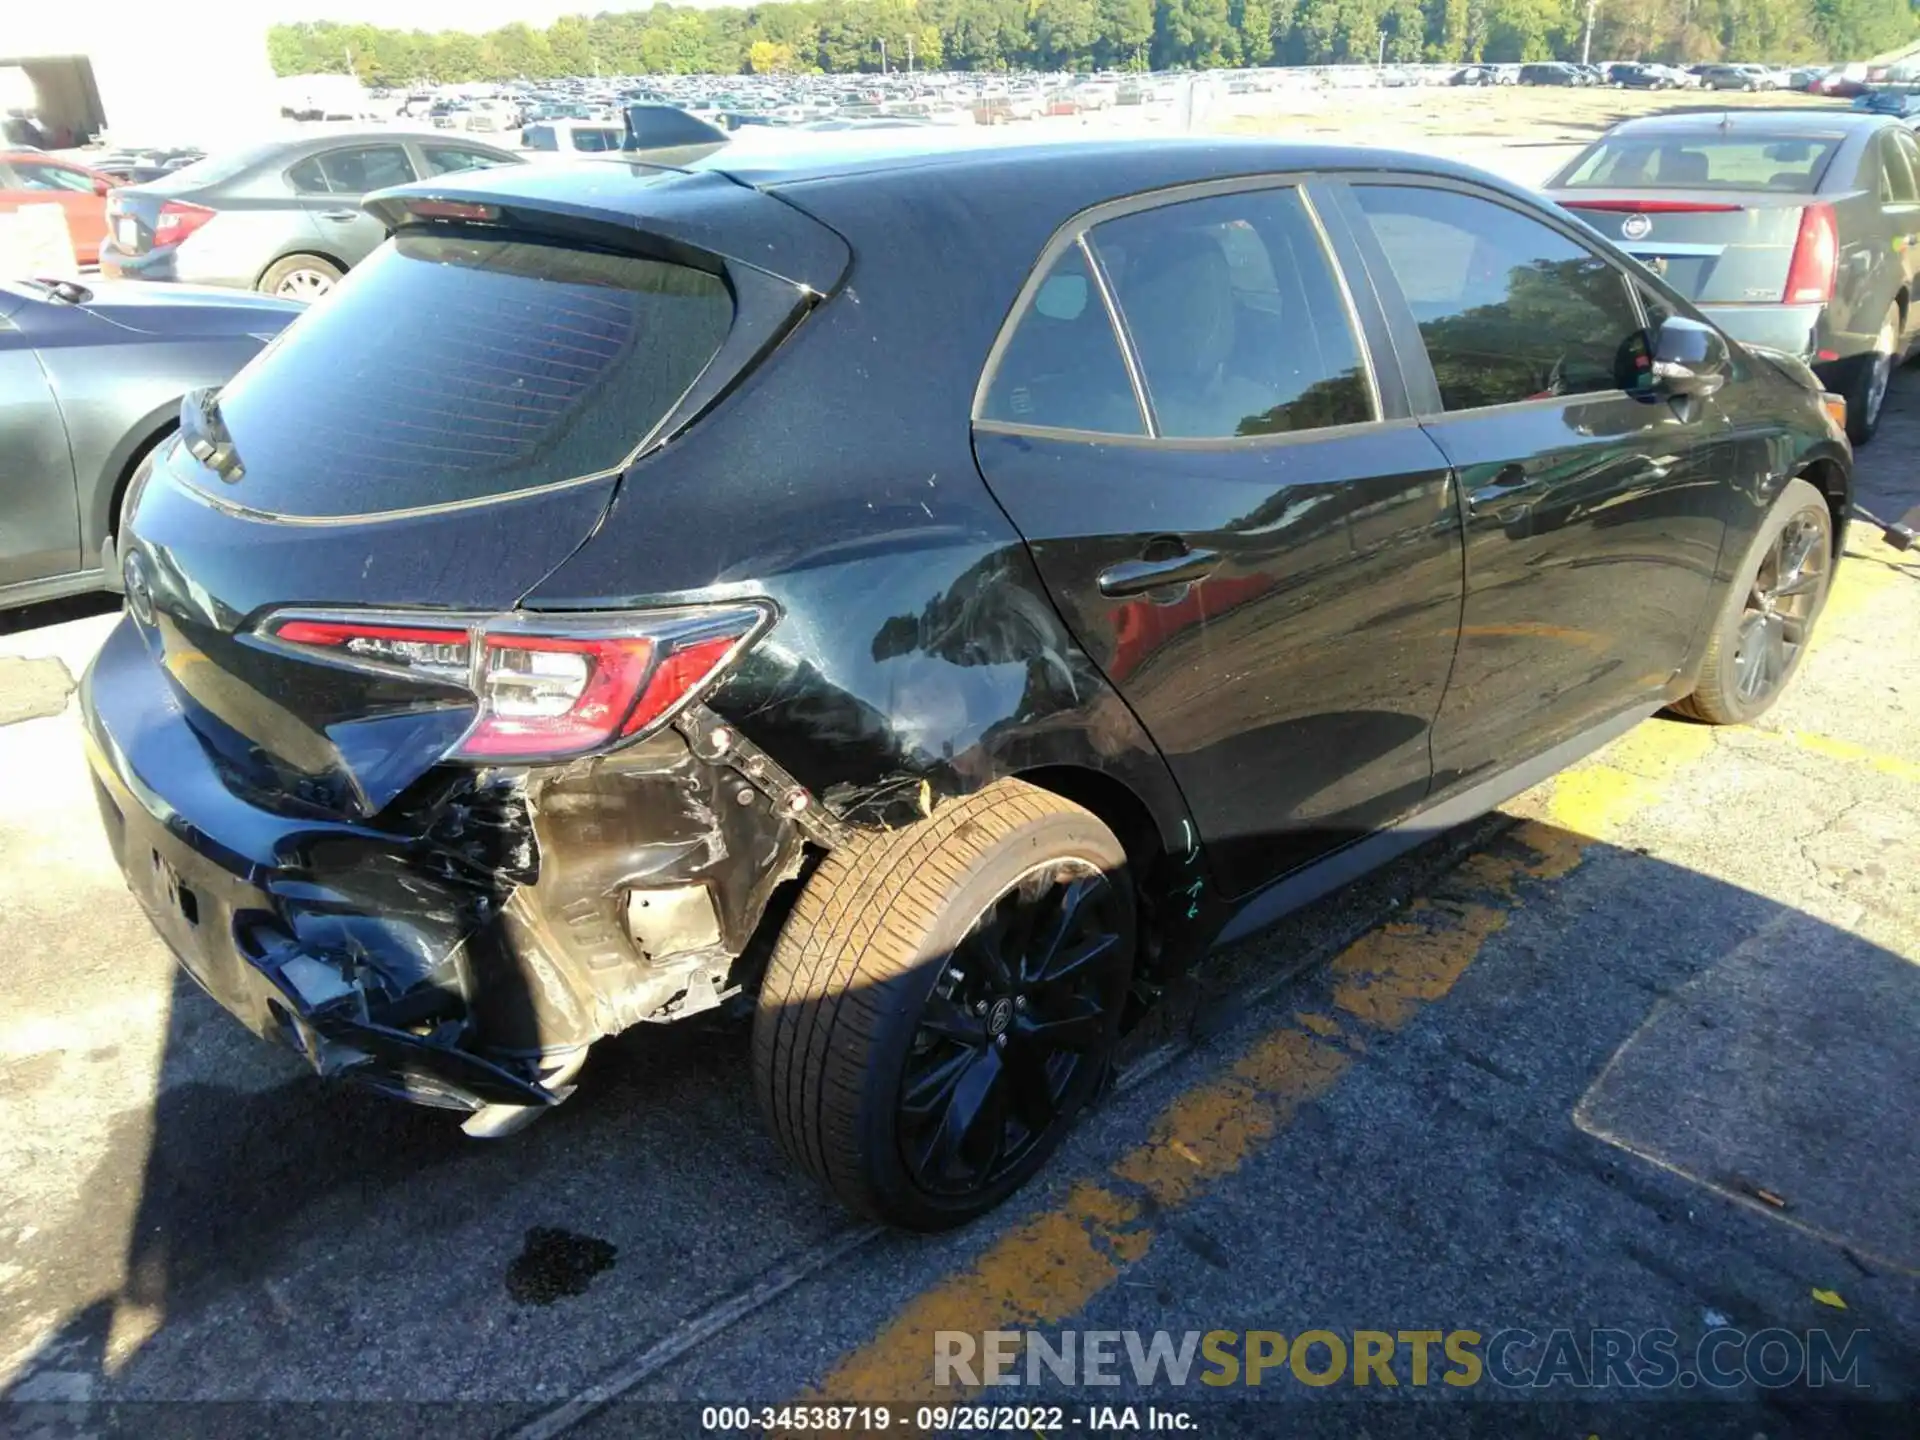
[374,133,1548,294]
[691,133,1513,195]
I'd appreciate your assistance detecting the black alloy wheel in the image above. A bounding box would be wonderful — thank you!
[754,779,1135,1229]
[898,861,1128,1197]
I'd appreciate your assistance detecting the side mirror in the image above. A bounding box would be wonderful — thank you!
[95,176,113,196]
[1648,315,1731,398]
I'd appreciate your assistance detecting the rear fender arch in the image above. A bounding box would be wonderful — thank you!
[88,402,179,554]
[695,537,1214,966]
[254,249,349,290]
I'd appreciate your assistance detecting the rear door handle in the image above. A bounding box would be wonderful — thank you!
[1467,464,1533,513]
[1097,546,1221,598]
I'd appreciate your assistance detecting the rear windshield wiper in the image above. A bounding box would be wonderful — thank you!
[180,387,246,483]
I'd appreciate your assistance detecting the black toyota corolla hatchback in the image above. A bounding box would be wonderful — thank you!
[83,137,1852,1229]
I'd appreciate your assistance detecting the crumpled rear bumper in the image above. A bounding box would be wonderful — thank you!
[81,620,569,1114]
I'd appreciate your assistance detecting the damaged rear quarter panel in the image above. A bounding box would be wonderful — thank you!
[494,731,806,1045]
[522,164,1201,942]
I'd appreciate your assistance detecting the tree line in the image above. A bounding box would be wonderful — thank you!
[267,0,1919,84]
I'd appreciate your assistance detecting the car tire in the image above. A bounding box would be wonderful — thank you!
[1845,302,1901,444]
[753,778,1135,1230]
[258,254,344,302]
[1669,477,1832,726]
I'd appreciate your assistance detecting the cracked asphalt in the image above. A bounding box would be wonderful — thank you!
[3,143,1918,1440]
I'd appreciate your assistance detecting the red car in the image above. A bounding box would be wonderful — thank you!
[0,152,117,266]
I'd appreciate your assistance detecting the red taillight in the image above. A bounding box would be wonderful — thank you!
[1563,199,1744,213]
[1783,203,1838,304]
[153,200,217,248]
[259,605,771,762]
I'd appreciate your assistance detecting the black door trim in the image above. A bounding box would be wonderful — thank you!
[1216,699,1661,947]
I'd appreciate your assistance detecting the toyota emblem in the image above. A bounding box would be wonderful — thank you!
[123,549,154,627]
[1621,213,1653,242]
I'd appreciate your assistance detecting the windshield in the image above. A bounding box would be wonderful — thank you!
[1558,135,1843,193]
[204,231,733,518]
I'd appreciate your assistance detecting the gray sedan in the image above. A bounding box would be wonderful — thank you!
[0,278,299,608]
[1544,109,1920,441]
[98,131,520,301]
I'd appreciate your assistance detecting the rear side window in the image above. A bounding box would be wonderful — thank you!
[979,242,1144,435]
[11,161,95,193]
[1091,188,1372,438]
[1880,133,1917,203]
[422,145,506,176]
[208,233,732,517]
[1354,185,1645,412]
[572,129,619,153]
[1898,130,1920,190]
[288,145,416,196]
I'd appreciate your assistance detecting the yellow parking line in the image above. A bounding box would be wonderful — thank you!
[1760,728,1920,785]
[804,723,1708,1404]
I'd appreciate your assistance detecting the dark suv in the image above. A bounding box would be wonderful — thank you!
[82,140,1852,1229]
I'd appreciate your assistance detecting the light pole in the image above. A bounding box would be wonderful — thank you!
[1581,0,1599,66]
[877,37,888,73]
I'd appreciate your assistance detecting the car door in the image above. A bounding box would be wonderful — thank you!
[0,157,108,266]
[286,143,418,267]
[1876,129,1920,342]
[1332,178,1734,792]
[971,180,1464,900]
[0,302,81,589]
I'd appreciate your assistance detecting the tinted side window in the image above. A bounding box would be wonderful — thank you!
[571,130,618,152]
[14,161,95,193]
[1881,134,1917,203]
[286,156,331,194]
[1637,282,1676,333]
[317,145,415,195]
[1897,130,1920,193]
[1091,188,1373,439]
[979,242,1144,435]
[1353,185,1645,412]
[422,145,506,176]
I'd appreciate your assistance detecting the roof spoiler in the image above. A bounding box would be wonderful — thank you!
[363,164,849,293]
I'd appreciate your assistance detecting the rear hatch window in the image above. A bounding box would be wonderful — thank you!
[201,231,731,518]
[1557,135,1842,193]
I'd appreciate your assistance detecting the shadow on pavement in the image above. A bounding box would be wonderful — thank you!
[0,591,118,639]
[2,818,1917,1435]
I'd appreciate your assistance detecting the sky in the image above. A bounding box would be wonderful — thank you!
[264,0,734,29]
